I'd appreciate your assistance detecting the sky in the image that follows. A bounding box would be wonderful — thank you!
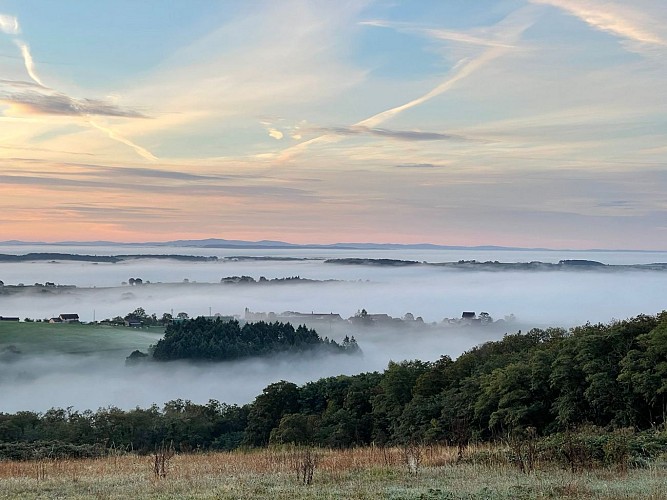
[0,1,666,250]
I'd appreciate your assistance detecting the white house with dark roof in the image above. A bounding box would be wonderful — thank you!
[59,313,80,323]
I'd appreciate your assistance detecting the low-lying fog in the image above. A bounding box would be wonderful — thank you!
[0,325,505,413]
[0,254,665,326]
[1,245,666,412]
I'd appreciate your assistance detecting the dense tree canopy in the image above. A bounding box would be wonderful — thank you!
[151,318,360,361]
[2,312,666,459]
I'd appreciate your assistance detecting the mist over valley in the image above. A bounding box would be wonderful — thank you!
[1,243,666,413]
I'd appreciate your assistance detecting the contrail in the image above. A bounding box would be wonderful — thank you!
[1,13,46,87]
[15,40,47,87]
[277,55,498,160]
[356,52,503,129]
[360,20,516,49]
[276,57,493,161]
[357,8,534,129]
[279,7,535,160]
[0,13,20,35]
[89,120,158,162]
[0,15,43,89]
[2,12,154,162]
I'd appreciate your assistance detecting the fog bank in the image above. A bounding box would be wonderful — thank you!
[1,324,505,413]
[1,245,666,412]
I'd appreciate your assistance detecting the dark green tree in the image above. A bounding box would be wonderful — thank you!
[244,381,299,446]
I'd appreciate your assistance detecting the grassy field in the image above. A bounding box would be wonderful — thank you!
[0,322,163,356]
[0,446,666,499]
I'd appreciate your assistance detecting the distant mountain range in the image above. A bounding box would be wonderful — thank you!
[159,239,538,251]
[0,238,663,253]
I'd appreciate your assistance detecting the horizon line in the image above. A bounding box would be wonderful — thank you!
[0,238,664,254]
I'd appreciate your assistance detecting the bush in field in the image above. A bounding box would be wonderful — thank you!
[288,446,320,485]
[538,426,667,471]
[125,350,148,364]
[0,441,106,461]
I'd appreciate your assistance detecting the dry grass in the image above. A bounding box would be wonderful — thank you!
[1,445,666,499]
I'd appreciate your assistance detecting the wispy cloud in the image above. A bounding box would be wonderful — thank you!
[88,121,157,162]
[531,0,667,52]
[356,53,500,129]
[0,172,315,200]
[280,6,535,160]
[360,20,516,49]
[357,8,534,129]
[320,125,472,142]
[116,2,368,143]
[395,163,444,169]
[91,165,222,182]
[1,3,665,248]
[0,91,149,118]
[0,11,156,161]
[268,128,284,140]
[14,41,46,87]
[0,158,259,184]
[0,144,97,157]
[56,203,181,219]
[0,78,45,89]
[0,15,47,88]
[0,13,19,35]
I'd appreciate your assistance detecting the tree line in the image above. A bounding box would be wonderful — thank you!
[1,312,666,459]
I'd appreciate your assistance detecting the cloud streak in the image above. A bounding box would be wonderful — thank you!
[0,91,149,118]
[14,41,46,87]
[356,8,534,129]
[0,78,45,89]
[0,11,156,162]
[531,0,667,51]
[0,16,46,87]
[88,121,158,162]
[321,125,472,142]
[395,163,444,169]
[360,20,516,49]
[356,52,503,129]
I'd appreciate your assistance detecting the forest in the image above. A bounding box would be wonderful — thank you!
[1,312,666,465]
[148,318,360,361]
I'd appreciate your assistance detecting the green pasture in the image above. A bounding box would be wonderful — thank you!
[0,322,163,356]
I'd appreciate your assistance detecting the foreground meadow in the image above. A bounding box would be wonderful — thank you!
[0,322,162,356]
[1,446,666,499]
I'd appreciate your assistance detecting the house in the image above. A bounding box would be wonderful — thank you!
[348,311,396,327]
[367,313,393,323]
[0,316,19,322]
[278,311,343,322]
[59,313,80,323]
[244,308,276,322]
[125,319,143,328]
[49,317,63,324]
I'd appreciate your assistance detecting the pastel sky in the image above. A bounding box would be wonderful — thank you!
[0,1,666,249]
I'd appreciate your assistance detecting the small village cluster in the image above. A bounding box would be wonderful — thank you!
[0,313,80,323]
